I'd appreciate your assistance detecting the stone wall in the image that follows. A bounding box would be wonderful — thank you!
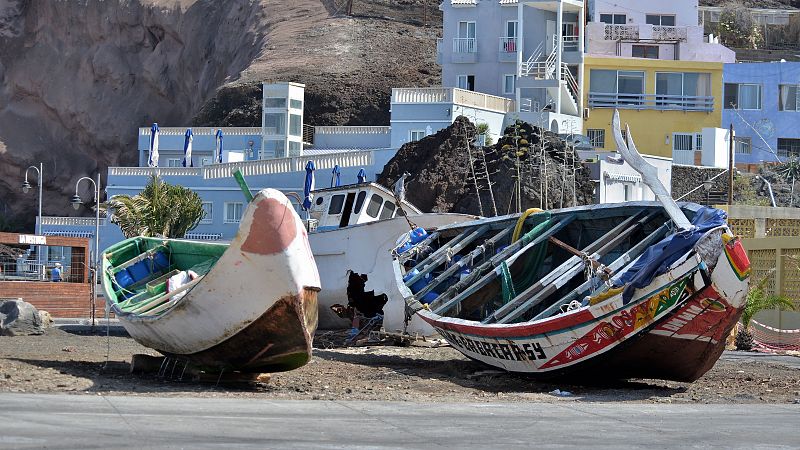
[671,165,730,205]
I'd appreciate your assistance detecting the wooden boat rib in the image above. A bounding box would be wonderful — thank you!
[392,112,751,381]
[101,189,321,372]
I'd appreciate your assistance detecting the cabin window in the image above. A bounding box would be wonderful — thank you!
[264,98,286,108]
[328,194,345,215]
[380,201,396,220]
[264,113,286,135]
[224,202,243,223]
[289,114,302,137]
[365,194,383,218]
[353,191,367,214]
[316,196,324,206]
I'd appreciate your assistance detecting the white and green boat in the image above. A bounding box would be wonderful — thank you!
[101,189,321,372]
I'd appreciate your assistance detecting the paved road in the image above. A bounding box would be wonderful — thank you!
[1,394,797,449]
[721,350,800,369]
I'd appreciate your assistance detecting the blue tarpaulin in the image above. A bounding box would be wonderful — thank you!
[613,207,727,303]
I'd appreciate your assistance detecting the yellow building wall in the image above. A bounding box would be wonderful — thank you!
[582,57,724,159]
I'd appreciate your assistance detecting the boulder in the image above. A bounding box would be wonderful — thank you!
[0,298,49,336]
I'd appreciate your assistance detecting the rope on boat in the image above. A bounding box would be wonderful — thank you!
[500,261,516,304]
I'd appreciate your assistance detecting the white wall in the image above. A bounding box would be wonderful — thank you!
[597,153,672,204]
[701,127,729,169]
[591,0,699,26]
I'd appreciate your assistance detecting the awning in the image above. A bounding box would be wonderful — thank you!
[43,231,94,238]
[603,172,641,184]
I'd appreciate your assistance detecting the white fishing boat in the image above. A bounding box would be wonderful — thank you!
[303,182,476,330]
[101,189,320,372]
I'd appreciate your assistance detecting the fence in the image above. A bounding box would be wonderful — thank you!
[716,205,800,345]
[110,149,376,179]
[0,232,93,317]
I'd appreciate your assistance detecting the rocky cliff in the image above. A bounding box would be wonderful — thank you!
[0,0,441,230]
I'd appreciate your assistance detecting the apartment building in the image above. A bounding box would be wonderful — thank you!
[722,62,800,165]
[439,0,585,134]
[583,0,735,160]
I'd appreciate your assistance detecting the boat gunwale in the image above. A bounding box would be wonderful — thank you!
[101,236,229,321]
[413,256,703,339]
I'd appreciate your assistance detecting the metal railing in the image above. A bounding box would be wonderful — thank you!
[453,37,477,53]
[499,37,518,53]
[563,35,580,51]
[588,93,714,112]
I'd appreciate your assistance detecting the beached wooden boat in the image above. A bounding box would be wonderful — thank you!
[101,189,320,372]
[393,112,751,381]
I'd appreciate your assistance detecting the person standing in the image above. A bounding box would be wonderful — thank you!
[51,262,62,282]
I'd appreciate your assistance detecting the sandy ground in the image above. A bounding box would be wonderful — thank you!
[1,327,799,404]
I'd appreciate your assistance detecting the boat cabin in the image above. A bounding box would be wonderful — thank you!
[308,182,421,231]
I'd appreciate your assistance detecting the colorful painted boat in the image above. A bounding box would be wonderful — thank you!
[101,189,320,372]
[392,112,751,381]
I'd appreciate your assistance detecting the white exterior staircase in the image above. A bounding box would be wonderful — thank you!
[519,35,579,115]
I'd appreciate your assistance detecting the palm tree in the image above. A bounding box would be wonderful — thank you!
[106,175,205,239]
[735,270,796,350]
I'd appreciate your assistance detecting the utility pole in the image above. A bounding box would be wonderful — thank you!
[728,124,735,205]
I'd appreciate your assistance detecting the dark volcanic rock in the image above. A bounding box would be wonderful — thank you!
[378,117,594,216]
[0,298,47,336]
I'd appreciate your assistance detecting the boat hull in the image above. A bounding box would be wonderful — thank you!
[310,213,476,331]
[164,288,319,372]
[402,205,750,381]
[102,189,321,372]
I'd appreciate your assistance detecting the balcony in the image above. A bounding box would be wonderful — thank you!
[588,93,714,112]
[391,87,515,113]
[139,127,262,136]
[452,37,477,63]
[498,37,517,62]
[562,35,580,52]
[599,24,689,43]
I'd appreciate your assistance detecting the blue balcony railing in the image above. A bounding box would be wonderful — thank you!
[588,93,714,112]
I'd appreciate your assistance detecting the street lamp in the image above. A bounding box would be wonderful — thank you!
[72,174,102,327]
[22,163,44,275]
[702,177,714,206]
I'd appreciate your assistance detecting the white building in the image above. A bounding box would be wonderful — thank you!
[585,0,735,63]
[439,0,586,134]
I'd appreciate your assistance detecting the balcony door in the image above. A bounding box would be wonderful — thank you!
[503,20,518,52]
[457,21,476,53]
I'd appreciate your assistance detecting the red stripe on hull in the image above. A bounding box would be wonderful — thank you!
[420,308,594,338]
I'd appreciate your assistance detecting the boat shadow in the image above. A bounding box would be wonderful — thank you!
[6,357,267,395]
[312,349,690,401]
